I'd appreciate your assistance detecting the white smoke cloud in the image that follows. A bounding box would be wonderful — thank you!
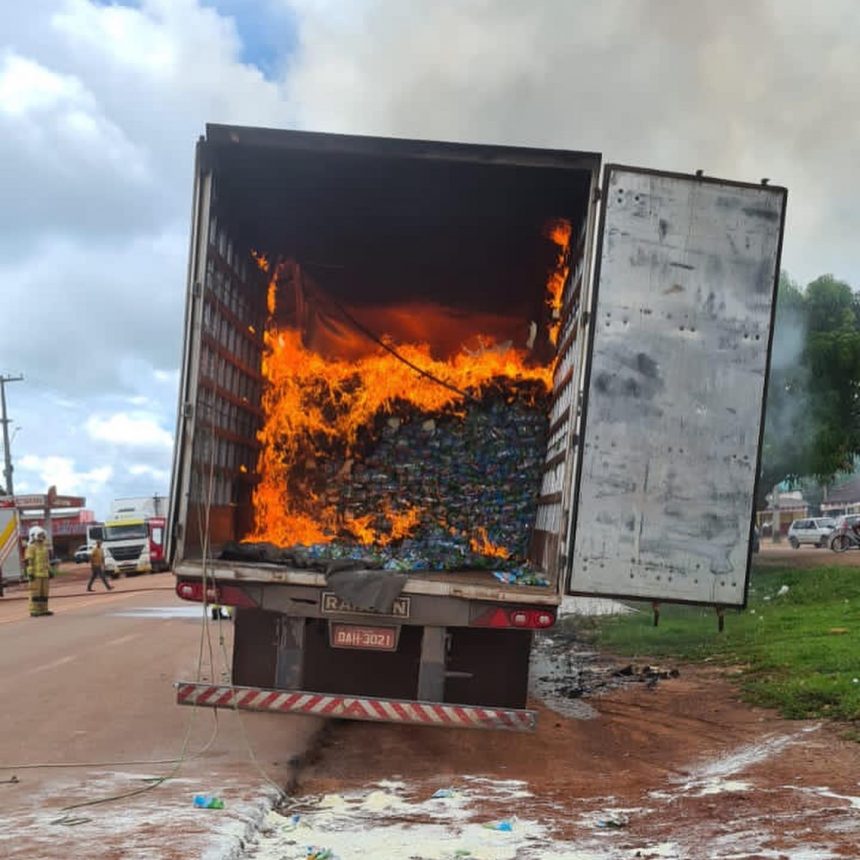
[280,0,860,284]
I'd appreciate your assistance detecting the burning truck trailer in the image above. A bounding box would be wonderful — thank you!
[169,125,786,730]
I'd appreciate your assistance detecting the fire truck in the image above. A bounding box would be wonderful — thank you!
[168,125,786,730]
[0,499,23,590]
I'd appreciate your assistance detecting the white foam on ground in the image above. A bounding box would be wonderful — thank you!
[113,606,204,619]
[248,780,678,860]
[558,596,634,617]
[651,727,820,799]
[0,768,280,860]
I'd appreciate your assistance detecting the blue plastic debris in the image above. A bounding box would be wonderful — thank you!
[193,794,224,809]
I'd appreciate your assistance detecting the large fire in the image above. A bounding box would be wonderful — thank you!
[248,220,572,558]
[545,219,572,346]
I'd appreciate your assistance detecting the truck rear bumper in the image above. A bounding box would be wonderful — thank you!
[175,681,536,731]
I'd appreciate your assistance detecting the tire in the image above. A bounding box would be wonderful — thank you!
[831,534,851,553]
[818,537,828,548]
[789,537,799,549]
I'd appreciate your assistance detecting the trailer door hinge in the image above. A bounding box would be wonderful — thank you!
[193,281,203,298]
[183,402,194,419]
[593,186,602,203]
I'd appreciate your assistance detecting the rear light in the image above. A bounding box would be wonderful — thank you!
[471,606,557,629]
[176,581,220,603]
[510,610,530,627]
[175,580,256,608]
[532,611,555,629]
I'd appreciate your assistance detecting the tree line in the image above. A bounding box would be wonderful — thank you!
[760,273,860,503]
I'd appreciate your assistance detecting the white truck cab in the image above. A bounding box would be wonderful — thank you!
[102,518,151,576]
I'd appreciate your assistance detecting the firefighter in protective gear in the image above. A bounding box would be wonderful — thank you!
[25,527,53,617]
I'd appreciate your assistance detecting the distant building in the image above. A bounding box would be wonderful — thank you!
[757,490,809,536]
[18,508,96,559]
[821,476,860,517]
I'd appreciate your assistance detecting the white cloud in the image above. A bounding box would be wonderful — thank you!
[51,0,181,80]
[18,454,112,497]
[0,50,152,248]
[154,369,179,385]
[129,463,171,483]
[0,52,84,117]
[86,412,174,450]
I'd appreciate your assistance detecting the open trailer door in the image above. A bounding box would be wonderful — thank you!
[568,166,786,607]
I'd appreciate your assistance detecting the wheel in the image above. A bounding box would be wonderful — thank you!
[789,537,799,549]
[818,537,828,548]
[831,534,851,553]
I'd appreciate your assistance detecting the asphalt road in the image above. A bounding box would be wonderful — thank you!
[0,573,321,860]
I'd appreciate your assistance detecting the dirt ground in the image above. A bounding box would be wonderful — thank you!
[241,561,860,858]
[251,659,860,859]
[755,541,860,568]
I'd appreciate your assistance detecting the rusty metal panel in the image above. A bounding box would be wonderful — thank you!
[568,167,786,606]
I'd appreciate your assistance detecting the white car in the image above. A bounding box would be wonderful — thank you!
[787,517,835,549]
[73,544,92,563]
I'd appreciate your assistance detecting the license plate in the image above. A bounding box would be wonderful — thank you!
[321,592,411,619]
[329,623,399,652]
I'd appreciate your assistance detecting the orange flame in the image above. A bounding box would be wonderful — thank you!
[249,261,554,549]
[469,526,511,560]
[251,250,269,272]
[544,219,572,346]
[343,504,423,547]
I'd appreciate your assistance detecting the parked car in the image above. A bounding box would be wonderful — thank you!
[73,544,91,564]
[787,518,836,549]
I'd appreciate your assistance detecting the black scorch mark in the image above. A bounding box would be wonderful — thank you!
[742,206,779,222]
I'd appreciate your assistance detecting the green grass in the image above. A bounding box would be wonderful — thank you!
[583,565,860,723]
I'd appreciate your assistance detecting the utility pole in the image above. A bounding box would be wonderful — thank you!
[0,374,24,497]
[771,482,781,544]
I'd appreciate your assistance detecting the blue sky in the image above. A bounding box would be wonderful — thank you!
[202,0,298,74]
[1,0,858,520]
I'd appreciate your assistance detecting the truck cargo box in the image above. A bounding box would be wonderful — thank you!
[169,126,785,610]
[169,126,603,603]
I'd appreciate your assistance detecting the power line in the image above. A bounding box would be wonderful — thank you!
[0,375,23,497]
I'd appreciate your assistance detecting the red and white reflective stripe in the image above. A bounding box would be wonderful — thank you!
[175,682,536,731]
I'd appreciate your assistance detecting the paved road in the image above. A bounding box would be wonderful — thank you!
[0,573,321,859]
